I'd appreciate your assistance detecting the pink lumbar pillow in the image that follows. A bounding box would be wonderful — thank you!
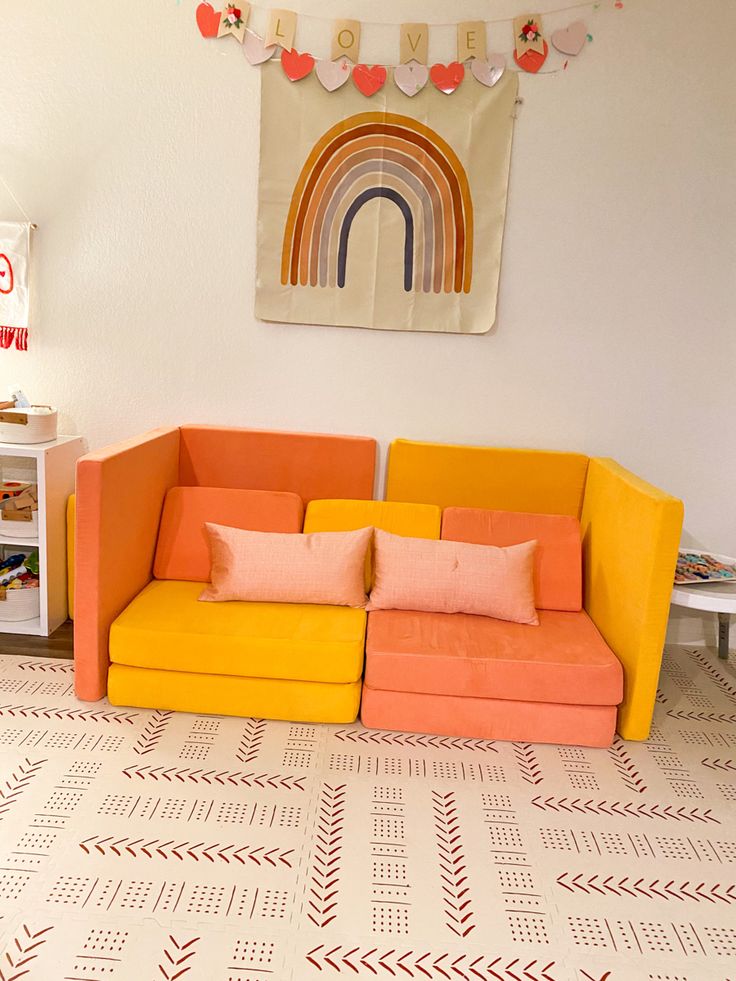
[199,523,372,607]
[366,528,539,625]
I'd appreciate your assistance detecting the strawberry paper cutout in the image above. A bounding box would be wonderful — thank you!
[281,48,315,82]
[196,2,221,38]
[514,40,548,73]
[352,64,387,97]
[514,14,548,73]
[429,62,465,95]
[394,61,429,97]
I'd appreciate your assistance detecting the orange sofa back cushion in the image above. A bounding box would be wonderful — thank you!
[154,486,304,583]
[441,507,582,611]
[178,426,377,503]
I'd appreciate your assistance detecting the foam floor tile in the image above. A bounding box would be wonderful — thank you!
[0,647,734,980]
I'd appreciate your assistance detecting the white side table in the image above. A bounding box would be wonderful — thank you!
[671,550,736,660]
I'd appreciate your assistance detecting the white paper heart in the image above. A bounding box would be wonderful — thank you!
[243,28,277,66]
[470,54,506,87]
[551,20,587,56]
[393,61,429,97]
[315,57,352,92]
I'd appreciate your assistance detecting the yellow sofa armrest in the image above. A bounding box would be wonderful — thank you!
[74,427,181,701]
[581,458,683,740]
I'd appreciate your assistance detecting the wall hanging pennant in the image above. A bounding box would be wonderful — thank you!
[255,64,518,334]
[0,222,31,352]
[194,0,623,84]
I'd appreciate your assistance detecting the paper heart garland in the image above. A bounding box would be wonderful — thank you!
[195,2,220,38]
[243,29,276,65]
[393,61,429,97]
[353,64,387,97]
[429,62,465,95]
[551,20,587,56]
[470,54,506,87]
[316,58,352,92]
[514,40,548,73]
[281,48,315,81]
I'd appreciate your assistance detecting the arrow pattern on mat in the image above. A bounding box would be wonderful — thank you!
[79,836,294,867]
[307,784,346,928]
[531,797,721,823]
[0,703,137,723]
[0,924,53,981]
[121,765,306,791]
[433,790,475,938]
[557,872,736,904]
[0,758,46,819]
[333,729,498,753]
[608,736,647,793]
[701,758,736,773]
[304,946,558,979]
[157,935,199,980]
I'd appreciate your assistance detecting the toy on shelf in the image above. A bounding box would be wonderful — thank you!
[0,480,38,524]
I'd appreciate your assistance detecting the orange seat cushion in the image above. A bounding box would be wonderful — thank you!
[442,507,582,611]
[361,685,618,747]
[365,608,623,706]
[154,486,303,582]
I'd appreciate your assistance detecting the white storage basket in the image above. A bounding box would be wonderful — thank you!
[0,508,39,539]
[0,406,58,444]
[0,586,40,622]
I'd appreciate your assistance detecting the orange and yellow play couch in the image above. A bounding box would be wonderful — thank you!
[72,425,683,745]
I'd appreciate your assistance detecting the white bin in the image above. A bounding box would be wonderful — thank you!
[0,508,39,539]
[0,406,58,444]
[0,586,40,622]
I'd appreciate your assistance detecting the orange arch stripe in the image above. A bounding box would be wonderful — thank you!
[281,113,473,295]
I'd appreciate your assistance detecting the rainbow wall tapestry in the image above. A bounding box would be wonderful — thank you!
[256,64,518,334]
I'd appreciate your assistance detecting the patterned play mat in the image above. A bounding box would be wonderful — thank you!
[0,647,734,981]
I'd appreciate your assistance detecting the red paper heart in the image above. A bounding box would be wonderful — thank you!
[513,40,549,73]
[352,64,387,97]
[0,271,5,278]
[195,2,220,38]
[429,62,465,94]
[281,48,315,81]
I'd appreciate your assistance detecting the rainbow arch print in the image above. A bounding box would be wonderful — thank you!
[281,112,474,295]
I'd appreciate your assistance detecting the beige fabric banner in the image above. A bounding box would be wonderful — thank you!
[256,63,518,334]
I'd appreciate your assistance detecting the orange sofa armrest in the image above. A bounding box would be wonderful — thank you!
[581,458,683,740]
[74,427,181,700]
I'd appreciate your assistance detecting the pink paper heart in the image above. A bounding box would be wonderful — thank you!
[315,58,351,92]
[393,61,429,97]
[243,28,277,65]
[470,54,506,87]
[551,20,587,56]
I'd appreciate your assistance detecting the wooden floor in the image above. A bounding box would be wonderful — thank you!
[0,621,73,658]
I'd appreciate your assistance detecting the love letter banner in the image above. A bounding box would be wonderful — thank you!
[255,62,518,334]
[0,222,31,351]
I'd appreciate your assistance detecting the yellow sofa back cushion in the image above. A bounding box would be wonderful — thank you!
[386,439,590,517]
[581,457,683,739]
[304,498,441,590]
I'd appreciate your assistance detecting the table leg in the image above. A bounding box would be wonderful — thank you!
[718,612,731,660]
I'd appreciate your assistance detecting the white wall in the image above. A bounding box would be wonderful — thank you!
[1,0,735,585]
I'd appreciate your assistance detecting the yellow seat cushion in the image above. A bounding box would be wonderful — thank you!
[109,664,361,723]
[110,580,365,683]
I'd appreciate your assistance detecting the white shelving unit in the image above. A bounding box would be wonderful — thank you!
[0,435,85,637]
